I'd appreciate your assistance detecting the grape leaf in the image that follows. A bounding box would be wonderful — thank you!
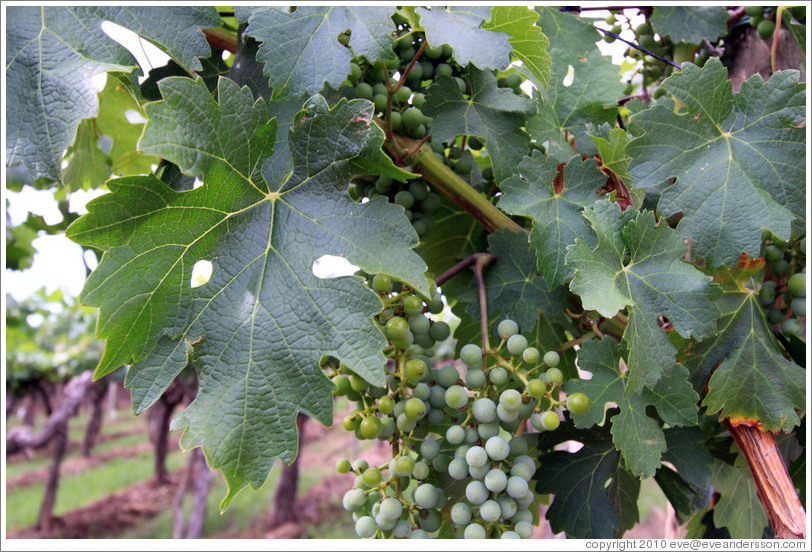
[482,6,551,89]
[458,229,572,333]
[420,195,486,277]
[6,7,135,186]
[61,121,112,192]
[67,76,428,506]
[564,338,700,478]
[240,6,396,99]
[538,439,639,538]
[655,466,711,524]
[675,265,805,432]
[627,61,806,267]
[588,123,633,186]
[526,49,625,162]
[711,458,769,539]
[568,201,720,393]
[498,152,606,288]
[415,6,511,70]
[650,6,729,45]
[662,427,714,490]
[534,6,601,63]
[422,67,536,183]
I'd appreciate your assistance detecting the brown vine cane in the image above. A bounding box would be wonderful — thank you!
[724,420,806,539]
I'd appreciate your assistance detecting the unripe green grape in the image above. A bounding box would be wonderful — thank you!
[529,412,545,431]
[497,403,519,423]
[745,5,764,17]
[426,407,444,425]
[362,467,382,487]
[446,424,466,444]
[409,529,429,538]
[501,531,521,539]
[465,480,489,505]
[394,455,415,477]
[355,516,377,538]
[512,508,533,524]
[349,62,362,83]
[467,136,483,150]
[402,107,424,130]
[466,445,489,468]
[489,366,508,385]
[332,374,351,396]
[479,499,501,523]
[498,495,518,519]
[379,417,396,438]
[450,502,472,525]
[414,483,439,509]
[372,273,392,292]
[394,85,411,104]
[454,77,467,94]
[403,294,424,316]
[385,316,409,340]
[464,522,486,539]
[791,297,806,317]
[420,193,441,213]
[453,158,471,174]
[389,110,402,131]
[472,397,497,423]
[437,364,460,387]
[336,458,352,474]
[546,367,563,384]
[435,63,453,78]
[509,436,528,456]
[527,378,546,398]
[567,392,591,415]
[448,457,469,480]
[373,94,388,113]
[485,436,510,461]
[426,293,444,314]
[540,410,560,431]
[465,427,479,444]
[356,82,374,100]
[420,438,440,460]
[522,346,539,364]
[484,468,508,493]
[404,397,426,420]
[427,385,446,408]
[343,488,367,512]
[760,280,778,305]
[767,308,785,324]
[782,318,803,335]
[765,244,784,263]
[510,460,535,481]
[506,73,523,89]
[411,92,426,108]
[445,385,469,409]
[412,382,430,401]
[428,320,451,341]
[757,19,775,40]
[499,388,523,411]
[350,374,368,393]
[477,421,501,440]
[360,416,382,439]
[506,476,530,499]
[394,189,415,209]
[460,344,482,367]
[771,259,790,277]
[405,358,427,382]
[514,519,534,539]
[543,350,561,367]
[466,368,486,388]
[788,273,806,298]
[506,334,528,356]
[396,412,416,432]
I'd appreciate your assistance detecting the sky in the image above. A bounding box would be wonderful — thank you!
[3,8,641,303]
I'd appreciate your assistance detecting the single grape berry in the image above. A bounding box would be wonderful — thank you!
[543,350,561,367]
[497,318,520,338]
[403,294,424,316]
[385,316,409,340]
[460,343,483,366]
[371,273,392,293]
[336,458,352,474]
[360,416,382,439]
[757,19,775,40]
[540,410,561,431]
[507,334,528,356]
[566,392,591,415]
[787,273,806,298]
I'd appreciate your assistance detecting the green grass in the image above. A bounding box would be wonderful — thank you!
[5,450,184,531]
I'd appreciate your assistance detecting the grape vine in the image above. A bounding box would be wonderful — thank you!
[4,4,807,540]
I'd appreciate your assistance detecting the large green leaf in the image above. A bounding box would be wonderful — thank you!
[628,61,806,267]
[564,338,699,478]
[498,152,607,288]
[527,49,625,162]
[588,123,633,187]
[567,201,720,393]
[422,67,536,183]
[420,195,485,277]
[534,6,601,63]
[537,438,640,538]
[650,6,729,45]
[415,6,511,70]
[675,265,805,432]
[6,7,134,186]
[67,76,428,506]
[239,6,396,99]
[482,6,551,89]
[711,458,769,538]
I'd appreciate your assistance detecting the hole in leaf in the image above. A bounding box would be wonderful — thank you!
[124,110,146,124]
[192,178,204,190]
[312,255,360,279]
[191,260,213,288]
[562,65,575,87]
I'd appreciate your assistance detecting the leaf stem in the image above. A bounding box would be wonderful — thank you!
[474,254,494,351]
[771,7,786,75]
[559,331,597,352]
[435,252,494,287]
[203,27,238,54]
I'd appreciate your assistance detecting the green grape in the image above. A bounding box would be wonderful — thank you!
[505,73,523,89]
[393,455,415,477]
[450,502,472,525]
[389,110,402,131]
[409,529,429,539]
[412,382,430,400]
[446,424,466,444]
[428,385,446,408]
[453,158,472,174]
[397,412,417,432]
[543,350,561,367]
[767,308,785,324]
[509,437,528,456]
[635,22,652,36]
[527,378,546,398]
[356,82,374,100]
[394,190,415,209]
[408,314,431,335]
[414,483,439,508]
[379,417,396,438]
[420,193,441,213]
[403,294,424,316]
[427,294,445,314]
[448,457,469,480]
[437,364,460,387]
[498,495,518,519]
[385,316,409,340]
[379,497,403,520]
[757,19,775,40]
[771,259,790,277]
[782,318,803,335]
[466,445,489,468]
[372,273,392,293]
[480,499,502,523]
[788,273,806,298]
[394,85,412,104]
[505,334,527,357]
[484,468,508,493]
[405,358,428,381]
[485,436,510,461]
[540,410,560,431]
[454,77,467,94]
[356,516,377,538]
[497,318,519,338]
[343,489,367,512]
[759,280,778,305]
[499,389,522,410]
[791,297,806,317]
[472,397,497,422]
[363,467,383,486]
[566,392,591,415]
[343,415,358,431]
[488,366,508,385]
[373,94,388,113]
[420,438,441,460]
[413,460,430,480]
[765,244,784,263]
[467,136,483,150]
[445,384,469,409]
[466,368,486,388]
[510,460,535,482]
[435,63,453,78]
[429,320,451,341]
[501,531,521,539]
[477,421,500,440]
[404,397,426,419]
[336,458,352,474]
[350,374,368,393]
[745,5,764,17]
[402,107,424,130]
[465,480,489,505]
[460,343,483,366]
[411,92,426,108]
[360,416,382,439]
[333,374,351,396]
[506,476,530,499]
[464,523,486,539]
[522,346,539,364]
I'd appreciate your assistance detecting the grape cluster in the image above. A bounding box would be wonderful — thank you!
[760,234,806,336]
[332,280,590,538]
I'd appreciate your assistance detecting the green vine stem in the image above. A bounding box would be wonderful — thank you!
[473,254,494,351]
[384,133,526,234]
